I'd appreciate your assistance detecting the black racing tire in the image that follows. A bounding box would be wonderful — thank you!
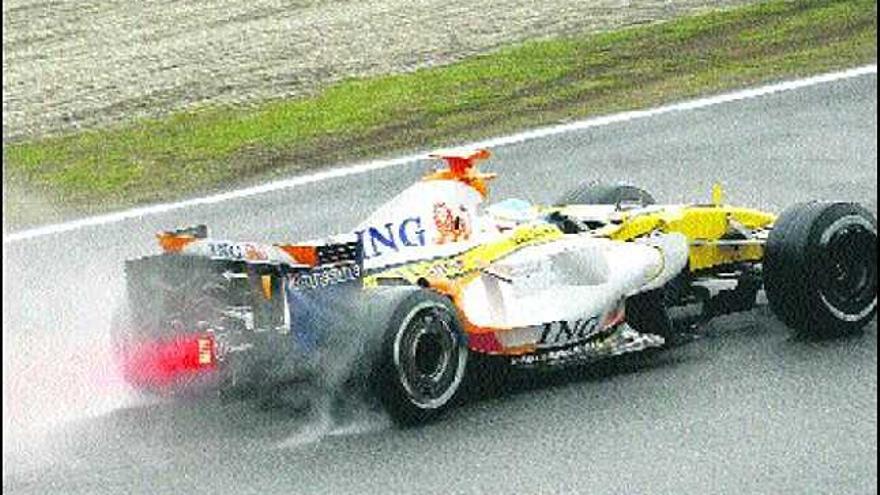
[373,289,469,426]
[765,202,878,337]
[556,182,656,207]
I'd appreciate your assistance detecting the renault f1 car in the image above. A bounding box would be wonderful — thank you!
[113,149,878,424]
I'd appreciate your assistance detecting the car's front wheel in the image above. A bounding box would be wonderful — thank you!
[765,201,877,337]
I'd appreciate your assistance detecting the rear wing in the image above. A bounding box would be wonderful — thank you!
[155,224,360,268]
[129,225,364,336]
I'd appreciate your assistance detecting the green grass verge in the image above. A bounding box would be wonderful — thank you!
[4,0,877,228]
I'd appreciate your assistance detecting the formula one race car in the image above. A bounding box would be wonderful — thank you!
[113,149,877,424]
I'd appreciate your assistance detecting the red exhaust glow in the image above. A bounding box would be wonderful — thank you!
[122,333,217,387]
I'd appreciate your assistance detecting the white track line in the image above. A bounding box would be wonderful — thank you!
[4,64,876,244]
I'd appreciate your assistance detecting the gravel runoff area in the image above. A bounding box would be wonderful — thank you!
[2,0,760,142]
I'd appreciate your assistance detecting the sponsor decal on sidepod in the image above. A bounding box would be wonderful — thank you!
[538,317,602,346]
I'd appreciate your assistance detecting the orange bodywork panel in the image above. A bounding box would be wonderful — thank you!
[156,233,197,253]
[276,244,319,266]
[424,149,497,197]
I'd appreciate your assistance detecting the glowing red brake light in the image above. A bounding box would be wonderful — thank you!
[122,333,216,387]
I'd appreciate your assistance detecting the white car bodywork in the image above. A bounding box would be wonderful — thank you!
[354,171,689,350]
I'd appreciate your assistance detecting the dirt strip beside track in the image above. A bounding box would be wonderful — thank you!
[2,0,758,141]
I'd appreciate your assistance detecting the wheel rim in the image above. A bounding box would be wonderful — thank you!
[393,302,467,410]
[818,216,878,321]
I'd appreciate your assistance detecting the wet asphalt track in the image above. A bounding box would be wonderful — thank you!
[3,73,877,494]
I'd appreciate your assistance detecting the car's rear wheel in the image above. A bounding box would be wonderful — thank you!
[373,289,469,425]
[765,202,878,337]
